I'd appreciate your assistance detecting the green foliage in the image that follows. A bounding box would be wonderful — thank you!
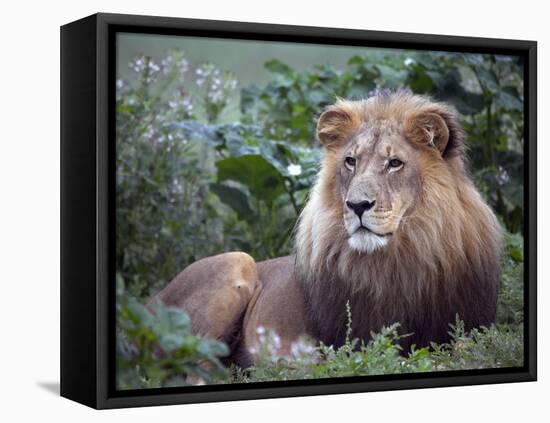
[116,53,241,298]
[116,232,524,387]
[231,319,523,384]
[116,49,524,299]
[116,49,525,388]
[242,52,524,233]
[429,319,523,371]
[497,232,525,326]
[116,274,229,389]
[232,240,524,383]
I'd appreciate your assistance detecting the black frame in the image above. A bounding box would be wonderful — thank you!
[60,12,537,409]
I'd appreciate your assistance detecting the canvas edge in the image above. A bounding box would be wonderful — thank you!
[58,12,537,410]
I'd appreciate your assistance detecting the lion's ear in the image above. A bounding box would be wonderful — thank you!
[406,105,465,159]
[316,102,358,149]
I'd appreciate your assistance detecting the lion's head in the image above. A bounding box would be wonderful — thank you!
[314,90,467,254]
[295,90,501,348]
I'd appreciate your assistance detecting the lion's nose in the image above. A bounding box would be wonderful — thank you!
[346,200,376,218]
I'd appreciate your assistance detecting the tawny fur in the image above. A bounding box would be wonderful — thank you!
[152,90,502,365]
[296,91,501,348]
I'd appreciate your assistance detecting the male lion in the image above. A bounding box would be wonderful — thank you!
[149,90,502,367]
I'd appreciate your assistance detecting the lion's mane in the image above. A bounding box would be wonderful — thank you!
[295,91,502,349]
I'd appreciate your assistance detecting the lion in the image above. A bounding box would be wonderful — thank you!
[149,90,502,367]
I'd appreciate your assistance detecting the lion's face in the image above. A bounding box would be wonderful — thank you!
[315,93,453,254]
[339,121,421,253]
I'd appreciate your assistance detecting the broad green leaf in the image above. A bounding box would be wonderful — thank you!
[406,63,434,94]
[150,303,191,335]
[264,59,294,76]
[198,338,230,357]
[158,333,185,352]
[496,88,523,111]
[209,183,255,220]
[347,55,366,66]
[306,89,330,105]
[477,67,499,94]
[216,154,285,205]
[240,85,260,113]
[376,64,407,88]
[463,54,484,67]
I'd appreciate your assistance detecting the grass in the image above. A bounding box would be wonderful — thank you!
[117,233,524,388]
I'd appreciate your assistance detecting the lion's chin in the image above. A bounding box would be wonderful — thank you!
[348,230,389,253]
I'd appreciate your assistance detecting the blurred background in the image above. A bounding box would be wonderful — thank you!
[115,33,525,389]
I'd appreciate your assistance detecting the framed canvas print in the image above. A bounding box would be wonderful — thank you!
[60,12,537,409]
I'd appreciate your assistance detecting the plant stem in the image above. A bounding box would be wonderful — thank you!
[284,179,301,216]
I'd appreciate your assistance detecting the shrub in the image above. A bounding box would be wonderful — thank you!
[116,275,229,389]
[232,306,523,383]
[115,49,525,387]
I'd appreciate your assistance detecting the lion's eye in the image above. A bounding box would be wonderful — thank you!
[344,156,356,169]
[388,159,403,168]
